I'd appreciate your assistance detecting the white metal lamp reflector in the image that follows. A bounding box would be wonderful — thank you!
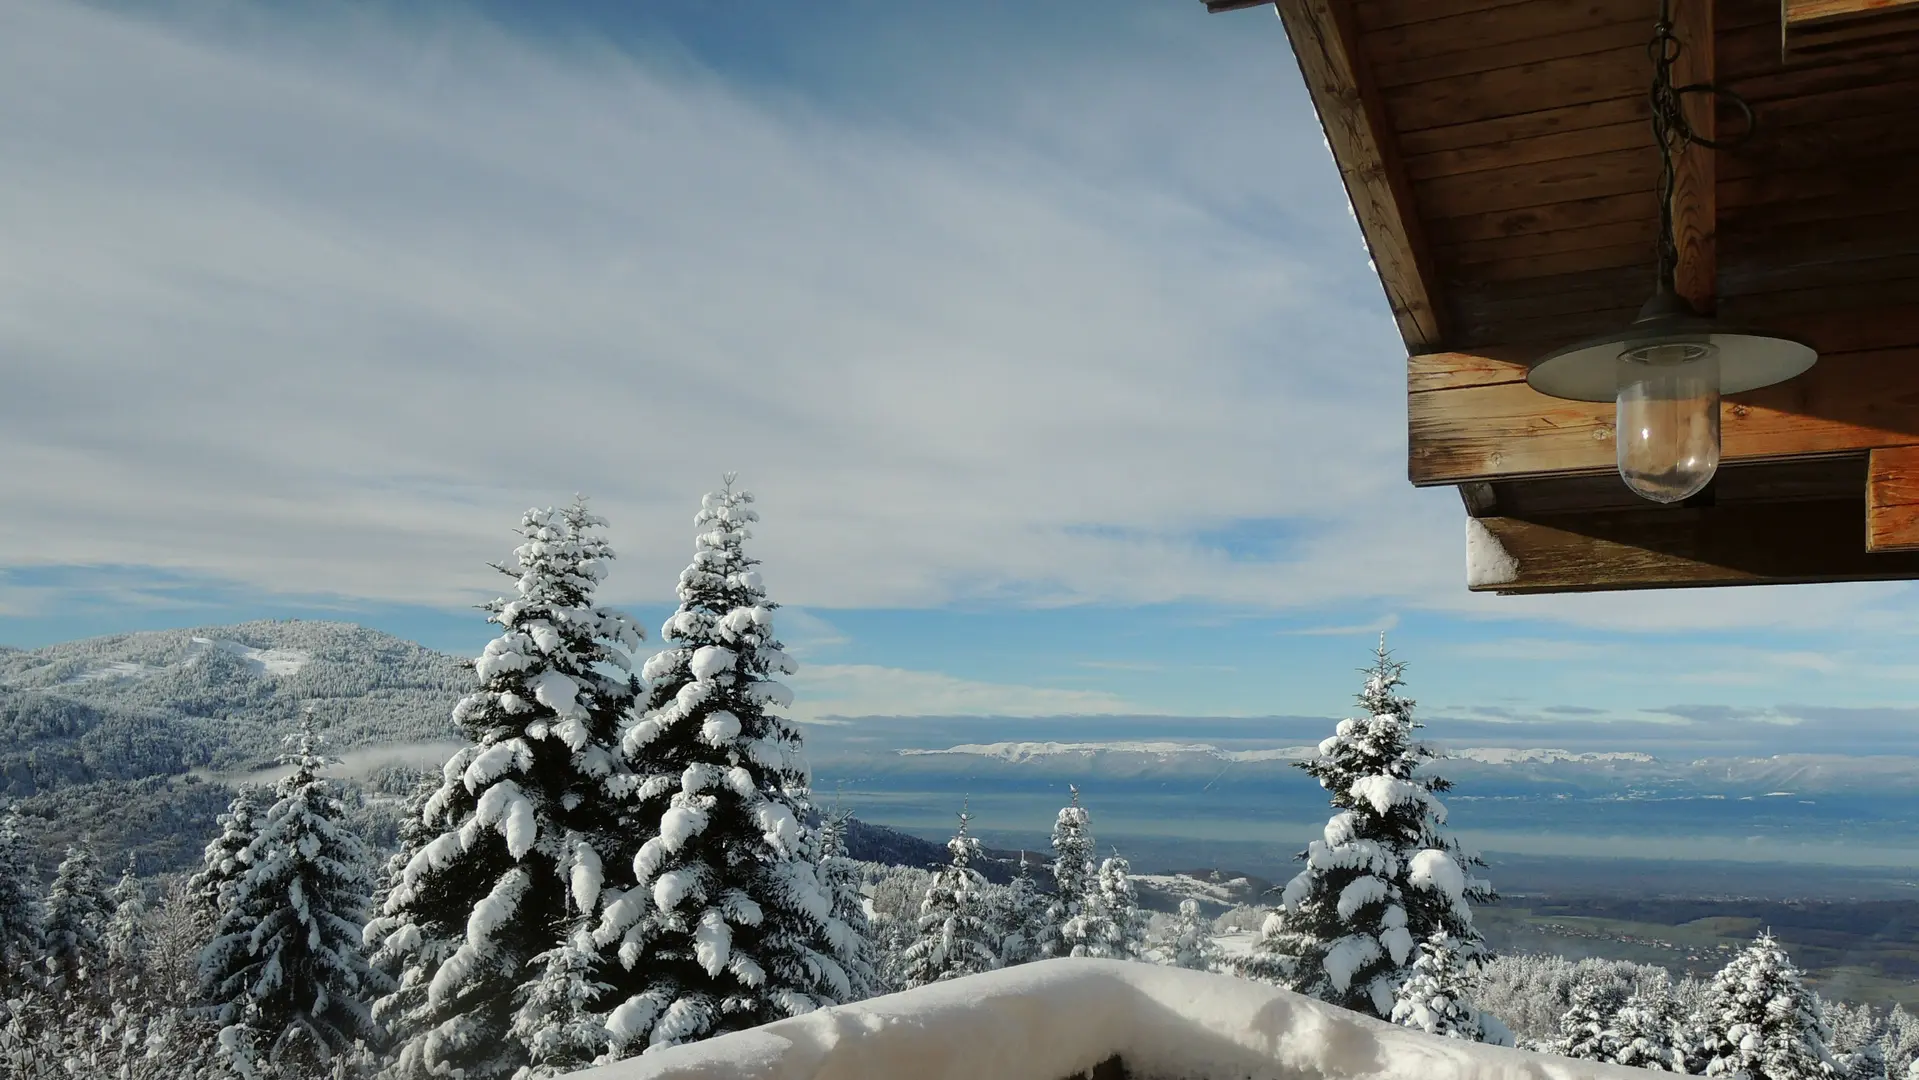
[1527,292,1817,504]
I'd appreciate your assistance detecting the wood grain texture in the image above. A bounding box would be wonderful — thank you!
[1670,0,1715,314]
[1867,445,1919,550]
[1399,96,1649,158]
[1786,0,1919,25]
[1420,145,1660,219]
[1275,0,1445,348]
[1468,497,1919,593]
[1382,45,1647,133]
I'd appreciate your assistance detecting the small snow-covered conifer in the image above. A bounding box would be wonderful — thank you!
[0,807,40,979]
[1158,899,1221,972]
[40,842,112,998]
[598,477,847,1055]
[509,920,616,1078]
[817,810,881,1001]
[1609,970,1687,1072]
[145,876,210,1000]
[1551,976,1630,1061]
[1242,635,1492,1019]
[189,786,265,932]
[103,854,150,995]
[201,722,384,1076]
[1065,854,1143,960]
[368,499,643,1079]
[1043,787,1096,958]
[1698,932,1839,1080]
[900,809,999,988]
[992,854,1052,967]
[1390,932,1512,1046]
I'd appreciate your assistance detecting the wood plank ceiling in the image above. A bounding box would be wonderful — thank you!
[1266,0,1919,592]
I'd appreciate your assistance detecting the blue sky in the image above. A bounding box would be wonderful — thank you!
[3,0,1918,749]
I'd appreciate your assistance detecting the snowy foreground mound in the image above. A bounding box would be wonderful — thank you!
[565,959,1643,1080]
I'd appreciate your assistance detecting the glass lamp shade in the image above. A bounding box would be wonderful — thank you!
[1526,291,1818,503]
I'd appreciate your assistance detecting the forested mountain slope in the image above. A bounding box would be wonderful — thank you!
[0,620,468,795]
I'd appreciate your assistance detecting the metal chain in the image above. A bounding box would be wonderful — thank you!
[1645,0,1755,291]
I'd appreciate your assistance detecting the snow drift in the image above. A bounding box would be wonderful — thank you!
[564,959,1649,1080]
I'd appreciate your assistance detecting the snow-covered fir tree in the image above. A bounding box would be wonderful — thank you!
[597,477,848,1054]
[1827,1000,1891,1080]
[190,786,265,930]
[899,810,999,988]
[1156,899,1221,972]
[509,919,616,1079]
[1698,932,1839,1080]
[1609,970,1687,1073]
[200,723,385,1077]
[1064,854,1143,960]
[40,841,112,999]
[1043,786,1096,958]
[103,853,150,995]
[1390,932,1512,1046]
[1550,976,1630,1061]
[367,499,643,1079]
[363,773,459,1062]
[991,853,1052,968]
[1240,635,1493,1019]
[146,876,212,1000]
[0,807,39,981]
[817,810,881,1002]
[1841,1040,1891,1080]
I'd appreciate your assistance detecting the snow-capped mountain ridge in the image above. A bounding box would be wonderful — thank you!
[900,741,1661,767]
[1451,747,1656,765]
[897,741,1319,764]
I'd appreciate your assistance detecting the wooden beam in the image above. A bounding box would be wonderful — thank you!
[1407,325,1919,485]
[1466,497,1919,593]
[1273,0,1446,350]
[1787,0,1919,26]
[1672,0,1715,313]
[1867,446,1919,550]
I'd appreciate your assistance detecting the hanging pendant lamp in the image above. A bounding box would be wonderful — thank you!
[1524,1,1817,504]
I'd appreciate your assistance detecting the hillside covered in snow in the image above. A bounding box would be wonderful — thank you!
[0,619,468,793]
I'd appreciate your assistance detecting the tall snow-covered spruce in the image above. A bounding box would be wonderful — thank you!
[598,477,848,1053]
[899,809,1000,988]
[40,841,112,999]
[367,499,644,1079]
[200,722,384,1076]
[1239,635,1493,1020]
[1043,786,1096,958]
[102,854,150,995]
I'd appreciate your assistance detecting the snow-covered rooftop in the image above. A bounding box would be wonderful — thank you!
[565,959,1648,1080]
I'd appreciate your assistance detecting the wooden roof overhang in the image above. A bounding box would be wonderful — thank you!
[1217,0,1919,594]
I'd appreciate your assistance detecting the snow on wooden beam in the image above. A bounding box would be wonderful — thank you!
[563,959,1652,1080]
[1466,497,1919,594]
[1408,338,1919,486]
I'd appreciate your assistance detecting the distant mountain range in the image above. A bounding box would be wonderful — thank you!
[862,738,1919,798]
[5,620,1916,880]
